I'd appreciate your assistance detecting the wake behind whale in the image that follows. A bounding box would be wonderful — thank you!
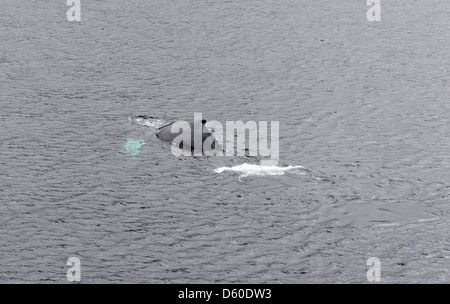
[129,115,167,129]
[214,164,307,178]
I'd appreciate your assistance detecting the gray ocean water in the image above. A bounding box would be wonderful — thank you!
[1,0,449,283]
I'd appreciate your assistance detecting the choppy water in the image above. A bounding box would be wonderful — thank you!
[1,0,449,283]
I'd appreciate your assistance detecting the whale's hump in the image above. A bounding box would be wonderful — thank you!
[156,119,217,152]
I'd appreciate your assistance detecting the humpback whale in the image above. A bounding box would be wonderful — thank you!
[156,119,218,154]
[131,114,279,164]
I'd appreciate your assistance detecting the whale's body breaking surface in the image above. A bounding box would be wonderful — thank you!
[156,119,218,153]
[132,115,279,164]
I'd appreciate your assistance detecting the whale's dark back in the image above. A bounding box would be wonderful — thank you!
[156,120,216,151]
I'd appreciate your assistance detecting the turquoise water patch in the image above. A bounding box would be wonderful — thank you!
[123,138,146,156]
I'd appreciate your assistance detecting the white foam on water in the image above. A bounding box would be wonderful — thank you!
[374,217,440,228]
[214,163,305,178]
[418,217,440,223]
[130,116,166,129]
